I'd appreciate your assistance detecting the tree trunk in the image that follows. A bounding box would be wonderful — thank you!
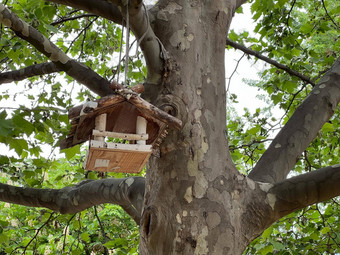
[139,1,270,254]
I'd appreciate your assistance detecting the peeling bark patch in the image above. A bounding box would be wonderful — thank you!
[176,213,182,224]
[169,29,194,51]
[195,226,209,255]
[206,211,221,229]
[319,84,326,89]
[314,90,320,95]
[188,158,198,177]
[237,175,244,181]
[194,171,208,198]
[223,7,229,15]
[43,40,69,64]
[304,114,312,129]
[274,143,281,148]
[73,196,79,206]
[125,177,134,186]
[266,193,276,210]
[0,12,12,27]
[258,182,274,192]
[194,109,202,119]
[184,186,193,203]
[22,22,29,37]
[246,177,255,190]
[318,75,330,84]
[157,2,182,21]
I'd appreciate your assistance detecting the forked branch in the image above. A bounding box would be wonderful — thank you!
[0,4,113,96]
[0,177,146,224]
[47,0,164,85]
[249,57,340,183]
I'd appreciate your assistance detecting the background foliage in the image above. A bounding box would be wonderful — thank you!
[0,0,339,253]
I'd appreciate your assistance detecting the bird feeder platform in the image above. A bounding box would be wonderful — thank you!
[60,88,182,173]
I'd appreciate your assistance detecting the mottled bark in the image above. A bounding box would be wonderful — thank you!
[0,0,339,254]
[0,177,145,223]
[139,1,255,254]
[249,57,340,183]
[268,164,340,220]
[0,4,113,96]
[0,62,61,84]
[47,0,163,84]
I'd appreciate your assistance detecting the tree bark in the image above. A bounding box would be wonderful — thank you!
[1,1,339,254]
[139,1,257,254]
[0,177,145,223]
[249,56,340,183]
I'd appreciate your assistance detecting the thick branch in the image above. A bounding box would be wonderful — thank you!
[0,177,145,224]
[0,4,113,96]
[111,0,163,84]
[226,38,316,86]
[46,0,123,24]
[0,62,61,84]
[268,165,340,220]
[249,57,340,183]
[47,0,163,84]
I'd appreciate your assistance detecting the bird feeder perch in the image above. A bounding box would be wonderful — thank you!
[60,87,182,173]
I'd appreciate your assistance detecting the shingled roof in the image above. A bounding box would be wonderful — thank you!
[60,90,182,150]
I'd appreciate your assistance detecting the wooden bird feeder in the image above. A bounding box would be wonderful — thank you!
[60,87,182,173]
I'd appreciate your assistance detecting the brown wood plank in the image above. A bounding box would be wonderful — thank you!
[84,147,151,173]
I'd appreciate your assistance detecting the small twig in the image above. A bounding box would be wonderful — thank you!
[226,38,315,87]
[62,214,77,253]
[321,0,339,28]
[286,0,297,35]
[229,139,273,150]
[65,17,98,54]
[226,53,245,92]
[22,213,56,254]
[51,14,97,26]
[94,206,110,242]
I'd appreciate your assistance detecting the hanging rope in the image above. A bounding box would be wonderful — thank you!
[124,3,130,88]
[116,17,124,83]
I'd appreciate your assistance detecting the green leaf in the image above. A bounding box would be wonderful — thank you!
[61,145,80,160]
[261,227,273,239]
[322,122,334,132]
[12,115,35,136]
[0,233,8,244]
[300,23,313,33]
[320,226,330,234]
[260,244,273,255]
[80,232,90,242]
[45,24,58,33]
[0,119,14,136]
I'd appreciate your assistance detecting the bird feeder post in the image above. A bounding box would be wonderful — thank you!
[136,116,147,145]
[94,113,107,141]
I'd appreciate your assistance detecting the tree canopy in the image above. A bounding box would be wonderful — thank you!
[0,0,339,254]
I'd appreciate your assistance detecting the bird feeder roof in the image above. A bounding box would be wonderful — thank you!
[60,91,182,150]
